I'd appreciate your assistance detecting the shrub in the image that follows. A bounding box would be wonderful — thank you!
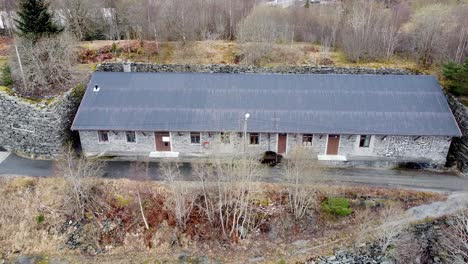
[1,64,13,86]
[35,214,45,224]
[321,197,353,216]
[11,34,77,97]
[442,59,468,96]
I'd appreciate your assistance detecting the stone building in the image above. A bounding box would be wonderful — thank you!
[72,72,461,167]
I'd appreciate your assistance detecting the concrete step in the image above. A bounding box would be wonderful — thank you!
[0,152,10,164]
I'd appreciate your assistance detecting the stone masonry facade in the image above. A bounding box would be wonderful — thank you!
[97,62,417,75]
[446,94,468,173]
[79,130,452,167]
[75,63,454,168]
[0,87,83,158]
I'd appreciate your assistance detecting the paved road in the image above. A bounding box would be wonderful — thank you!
[1,153,468,192]
[0,153,54,177]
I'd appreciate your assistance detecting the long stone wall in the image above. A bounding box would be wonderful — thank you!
[446,95,468,173]
[79,130,450,167]
[96,62,416,75]
[0,87,83,159]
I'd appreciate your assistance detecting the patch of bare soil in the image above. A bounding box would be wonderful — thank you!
[0,37,12,56]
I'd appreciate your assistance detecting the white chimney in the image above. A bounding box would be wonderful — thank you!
[123,62,131,72]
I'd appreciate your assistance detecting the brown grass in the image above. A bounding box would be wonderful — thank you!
[77,40,428,71]
[0,176,446,263]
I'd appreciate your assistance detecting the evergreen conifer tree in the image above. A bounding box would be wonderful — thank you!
[15,0,62,41]
[443,59,468,96]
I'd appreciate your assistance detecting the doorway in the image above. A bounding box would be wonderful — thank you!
[278,133,287,154]
[155,132,171,152]
[326,135,340,155]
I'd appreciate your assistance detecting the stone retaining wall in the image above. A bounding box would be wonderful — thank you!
[96,62,416,75]
[0,87,83,159]
[446,95,468,173]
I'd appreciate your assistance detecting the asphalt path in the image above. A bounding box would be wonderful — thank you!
[1,153,468,192]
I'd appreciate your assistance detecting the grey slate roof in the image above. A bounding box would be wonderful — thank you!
[71,72,461,136]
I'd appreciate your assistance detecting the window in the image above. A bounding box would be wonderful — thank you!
[250,133,259,145]
[126,131,136,143]
[98,131,109,143]
[221,132,230,144]
[302,134,313,146]
[359,135,371,148]
[191,132,201,144]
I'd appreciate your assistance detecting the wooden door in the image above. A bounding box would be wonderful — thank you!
[326,135,340,155]
[278,134,287,154]
[155,132,171,152]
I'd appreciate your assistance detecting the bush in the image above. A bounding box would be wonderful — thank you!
[442,59,468,96]
[321,197,353,216]
[35,214,45,224]
[11,34,77,97]
[1,64,13,86]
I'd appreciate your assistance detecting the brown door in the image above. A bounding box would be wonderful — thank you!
[278,134,287,154]
[326,135,340,155]
[155,132,171,151]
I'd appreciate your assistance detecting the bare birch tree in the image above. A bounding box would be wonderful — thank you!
[10,33,77,97]
[440,210,468,264]
[408,4,453,66]
[283,146,321,220]
[339,0,403,62]
[192,162,216,225]
[57,144,103,218]
[191,155,264,239]
[159,161,196,230]
[213,156,264,239]
[375,204,406,254]
[129,160,151,230]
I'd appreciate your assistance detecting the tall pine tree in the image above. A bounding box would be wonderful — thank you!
[15,0,62,41]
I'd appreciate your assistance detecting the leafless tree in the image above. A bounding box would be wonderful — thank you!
[407,4,454,66]
[339,0,404,62]
[375,204,406,254]
[159,161,197,230]
[192,162,216,225]
[237,5,292,65]
[191,155,264,239]
[129,160,151,230]
[213,156,264,239]
[450,6,468,64]
[10,34,77,97]
[440,209,468,264]
[51,0,106,41]
[283,146,321,220]
[391,232,423,264]
[57,144,103,218]
[238,5,292,44]
[290,3,343,46]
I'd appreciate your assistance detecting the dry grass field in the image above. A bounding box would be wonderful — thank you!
[78,40,431,73]
[0,176,446,263]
